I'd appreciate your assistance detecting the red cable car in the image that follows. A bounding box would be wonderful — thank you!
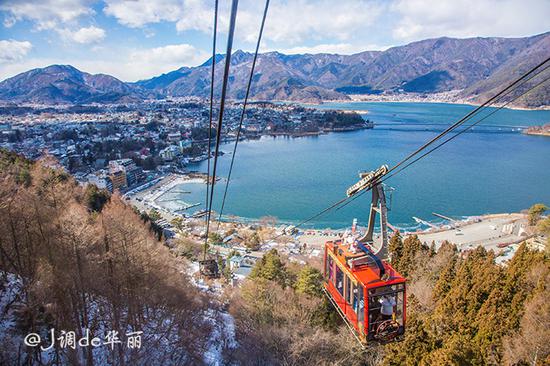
[323,166,406,343]
[323,239,406,343]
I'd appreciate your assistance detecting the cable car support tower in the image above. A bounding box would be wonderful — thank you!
[345,165,391,275]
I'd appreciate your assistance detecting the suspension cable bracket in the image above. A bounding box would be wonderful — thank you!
[346,165,390,260]
[346,164,388,197]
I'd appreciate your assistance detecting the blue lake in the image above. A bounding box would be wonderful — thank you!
[168,102,550,230]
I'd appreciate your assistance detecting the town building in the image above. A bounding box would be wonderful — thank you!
[110,170,127,190]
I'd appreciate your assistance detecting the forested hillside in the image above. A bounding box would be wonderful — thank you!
[227,250,370,365]
[0,150,211,365]
[226,234,549,365]
[384,234,549,365]
[1,150,548,365]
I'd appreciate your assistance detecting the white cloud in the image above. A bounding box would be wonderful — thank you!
[0,43,209,82]
[129,44,198,64]
[0,59,50,81]
[0,40,33,63]
[69,43,209,81]
[258,0,383,45]
[125,43,208,80]
[144,29,156,38]
[104,0,384,46]
[0,0,93,30]
[175,0,213,34]
[392,0,550,41]
[64,26,106,44]
[103,0,216,32]
[103,0,183,28]
[3,16,16,28]
[193,0,384,45]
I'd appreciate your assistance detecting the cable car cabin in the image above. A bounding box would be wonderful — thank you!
[323,239,406,343]
[199,259,219,278]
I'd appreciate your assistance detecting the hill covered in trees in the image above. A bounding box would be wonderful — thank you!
[0,150,548,365]
[223,233,549,365]
[0,150,212,365]
[385,234,549,365]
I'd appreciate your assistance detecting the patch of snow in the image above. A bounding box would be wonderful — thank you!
[203,308,238,366]
[187,261,200,276]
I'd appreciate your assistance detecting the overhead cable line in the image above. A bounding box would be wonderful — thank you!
[280,57,550,232]
[217,0,270,228]
[384,56,550,177]
[376,60,550,184]
[203,0,239,258]
[204,0,219,231]
[381,70,550,183]
[336,69,550,212]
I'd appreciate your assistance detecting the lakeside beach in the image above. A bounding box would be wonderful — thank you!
[129,173,540,263]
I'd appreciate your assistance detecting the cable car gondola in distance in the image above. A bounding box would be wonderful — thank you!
[323,165,406,344]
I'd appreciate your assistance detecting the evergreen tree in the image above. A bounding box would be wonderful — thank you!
[397,235,429,277]
[148,208,161,221]
[295,265,323,297]
[245,232,261,250]
[473,244,545,363]
[389,231,404,267]
[432,254,457,300]
[429,241,436,257]
[171,217,184,232]
[250,249,288,287]
[208,232,223,245]
[383,307,435,366]
[537,215,550,235]
[423,335,483,366]
[536,216,550,253]
[83,183,110,212]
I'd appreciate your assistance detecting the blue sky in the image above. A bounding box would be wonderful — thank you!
[1,0,549,82]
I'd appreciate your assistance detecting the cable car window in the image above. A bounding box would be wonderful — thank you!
[394,290,405,326]
[345,275,352,305]
[352,283,359,312]
[335,265,344,296]
[369,283,404,297]
[326,255,334,283]
[357,285,364,325]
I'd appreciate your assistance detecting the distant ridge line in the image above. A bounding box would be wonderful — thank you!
[1,32,549,107]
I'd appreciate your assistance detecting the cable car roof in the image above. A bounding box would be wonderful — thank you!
[326,240,405,289]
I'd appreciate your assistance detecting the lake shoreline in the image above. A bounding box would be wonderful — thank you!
[295,97,550,112]
[127,103,549,231]
[129,173,537,266]
[129,172,529,234]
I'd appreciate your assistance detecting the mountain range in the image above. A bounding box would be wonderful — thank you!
[1,32,549,107]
